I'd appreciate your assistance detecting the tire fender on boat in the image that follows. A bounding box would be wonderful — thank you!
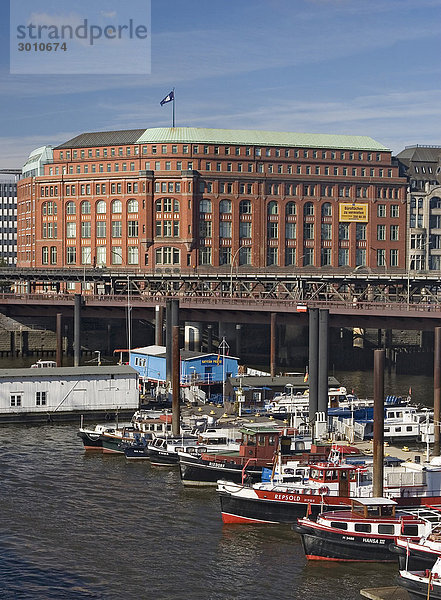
[319,486,330,495]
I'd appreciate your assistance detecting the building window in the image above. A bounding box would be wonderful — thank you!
[391,204,399,218]
[219,247,231,265]
[377,225,386,241]
[267,222,279,239]
[96,221,107,238]
[239,247,252,265]
[111,247,123,264]
[356,249,366,266]
[219,221,232,238]
[377,204,386,217]
[96,246,106,265]
[128,246,139,264]
[10,394,21,407]
[267,201,278,215]
[66,222,76,238]
[338,248,349,266]
[285,223,296,239]
[66,247,76,264]
[81,247,91,264]
[112,199,122,213]
[304,202,314,216]
[356,223,367,240]
[303,248,314,266]
[286,202,296,215]
[285,247,296,265]
[377,248,386,266]
[112,221,122,238]
[304,223,314,239]
[321,223,332,240]
[339,223,349,240]
[127,199,139,213]
[128,221,139,237]
[390,225,399,241]
[390,249,398,267]
[81,221,91,238]
[321,248,332,266]
[96,200,106,214]
[239,222,252,238]
[199,247,212,265]
[239,200,252,214]
[36,391,47,406]
[66,201,76,215]
[42,246,49,264]
[219,199,232,213]
[321,202,332,216]
[267,247,278,266]
[155,247,180,265]
[81,201,91,215]
[199,199,212,213]
[199,221,212,238]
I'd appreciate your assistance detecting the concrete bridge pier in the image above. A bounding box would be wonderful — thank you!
[155,305,164,346]
[206,324,213,353]
[184,321,201,352]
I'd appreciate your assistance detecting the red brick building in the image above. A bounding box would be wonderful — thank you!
[17,127,407,272]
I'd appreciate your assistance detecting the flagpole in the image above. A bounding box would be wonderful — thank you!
[172,88,175,128]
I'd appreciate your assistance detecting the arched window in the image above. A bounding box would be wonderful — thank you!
[81,201,91,215]
[267,201,278,215]
[65,201,76,215]
[219,199,232,214]
[112,199,122,213]
[431,197,441,209]
[322,202,332,216]
[42,202,47,216]
[199,199,212,213]
[286,202,296,216]
[155,247,181,265]
[239,199,252,214]
[127,199,139,213]
[304,202,314,216]
[96,200,106,214]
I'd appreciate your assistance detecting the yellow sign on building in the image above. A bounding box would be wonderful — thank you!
[339,203,369,222]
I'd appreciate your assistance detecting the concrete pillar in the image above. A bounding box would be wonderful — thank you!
[56,312,62,367]
[166,300,172,382]
[206,324,213,353]
[308,308,319,424]
[74,294,82,367]
[235,324,242,357]
[270,313,277,377]
[373,349,385,497]
[106,323,112,357]
[184,322,201,352]
[318,309,329,415]
[155,305,164,346]
[172,325,180,437]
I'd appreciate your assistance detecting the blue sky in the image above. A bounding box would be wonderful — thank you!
[1,0,441,168]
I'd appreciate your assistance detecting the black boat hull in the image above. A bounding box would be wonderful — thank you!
[179,457,263,486]
[293,523,395,562]
[391,544,439,572]
[398,574,441,600]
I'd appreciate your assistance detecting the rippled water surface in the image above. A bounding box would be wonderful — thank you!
[0,423,400,599]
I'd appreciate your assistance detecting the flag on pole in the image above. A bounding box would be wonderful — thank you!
[160,91,174,105]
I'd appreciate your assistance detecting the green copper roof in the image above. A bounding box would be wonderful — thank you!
[136,127,389,151]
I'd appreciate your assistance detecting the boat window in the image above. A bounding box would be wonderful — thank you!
[354,523,371,533]
[325,470,338,482]
[395,427,401,432]
[378,524,395,535]
[258,435,266,446]
[268,435,276,446]
[402,525,419,537]
[330,521,347,530]
[406,426,413,432]
[384,427,390,432]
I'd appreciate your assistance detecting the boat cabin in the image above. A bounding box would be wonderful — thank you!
[350,498,396,519]
[309,463,362,497]
[239,427,286,460]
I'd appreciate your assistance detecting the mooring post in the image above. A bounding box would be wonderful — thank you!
[373,349,385,497]
[56,312,62,367]
[270,312,277,376]
[308,308,319,426]
[165,300,172,382]
[74,294,81,367]
[434,327,441,456]
[172,324,180,437]
[207,324,213,353]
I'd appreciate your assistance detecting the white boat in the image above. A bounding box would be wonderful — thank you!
[398,556,441,600]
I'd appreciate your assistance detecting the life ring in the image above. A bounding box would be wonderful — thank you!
[319,486,330,495]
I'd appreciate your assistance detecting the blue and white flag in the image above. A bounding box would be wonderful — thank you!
[160,91,174,106]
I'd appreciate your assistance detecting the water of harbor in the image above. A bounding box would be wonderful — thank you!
[0,422,394,600]
[0,365,434,599]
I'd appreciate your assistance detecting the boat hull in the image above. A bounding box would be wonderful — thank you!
[391,542,440,572]
[293,522,395,562]
[179,456,265,487]
[398,574,441,600]
[77,430,103,450]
